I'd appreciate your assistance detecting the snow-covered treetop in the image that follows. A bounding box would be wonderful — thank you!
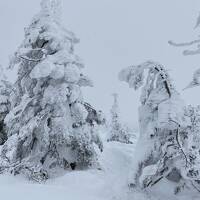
[119,61,174,105]
[119,61,185,128]
[9,0,79,68]
[23,0,79,57]
[9,0,92,88]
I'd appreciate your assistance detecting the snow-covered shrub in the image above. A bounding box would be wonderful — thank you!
[0,66,12,145]
[0,0,103,182]
[119,61,200,193]
[107,93,133,144]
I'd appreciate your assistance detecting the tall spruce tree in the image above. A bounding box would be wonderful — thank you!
[0,0,103,182]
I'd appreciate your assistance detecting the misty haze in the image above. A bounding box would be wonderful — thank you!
[0,0,200,200]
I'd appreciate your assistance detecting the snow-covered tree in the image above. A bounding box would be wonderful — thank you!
[0,66,12,145]
[0,0,103,182]
[119,61,200,193]
[107,93,132,144]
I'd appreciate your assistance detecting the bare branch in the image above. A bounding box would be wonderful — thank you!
[168,39,200,47]
[183,48,200,56]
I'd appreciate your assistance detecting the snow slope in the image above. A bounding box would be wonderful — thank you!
[0,142,134,200]
[0,141,199,200]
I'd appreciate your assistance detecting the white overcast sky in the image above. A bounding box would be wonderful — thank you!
[0,0,200,127]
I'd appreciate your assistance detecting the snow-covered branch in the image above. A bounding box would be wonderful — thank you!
[168,39,200,47]
[119,61,173,105]
[18,55,44,62]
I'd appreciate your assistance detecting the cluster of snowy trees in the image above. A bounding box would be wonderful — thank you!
[0,0,200,196]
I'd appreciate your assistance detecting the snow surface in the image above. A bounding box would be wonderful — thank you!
[0,141,199,200]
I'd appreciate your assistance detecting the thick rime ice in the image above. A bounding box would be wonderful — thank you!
[0,0,104,182]
[119,60,200,194]
[107,93,133,144]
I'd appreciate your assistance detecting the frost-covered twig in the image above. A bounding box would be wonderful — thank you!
[169,119,189,168]
[168,39,200,47]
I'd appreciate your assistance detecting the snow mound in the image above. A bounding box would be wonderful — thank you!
[0,142,136,200]
[0,141,199,200]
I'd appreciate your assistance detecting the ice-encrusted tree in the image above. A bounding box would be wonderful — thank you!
[107,93,132,144]
[0,66,12,145]
[119,61,200,193]
[0,0,103,182]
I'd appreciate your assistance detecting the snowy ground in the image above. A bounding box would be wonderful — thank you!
[0,141,199,200]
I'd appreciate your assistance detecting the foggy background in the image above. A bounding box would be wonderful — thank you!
[0,0,200,128]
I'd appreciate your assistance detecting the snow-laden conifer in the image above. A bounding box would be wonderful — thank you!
[107,93,132,144]
[0,0,103,182]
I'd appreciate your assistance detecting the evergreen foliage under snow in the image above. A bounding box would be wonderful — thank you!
[0,0,104,182]
[0,1,200,199]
